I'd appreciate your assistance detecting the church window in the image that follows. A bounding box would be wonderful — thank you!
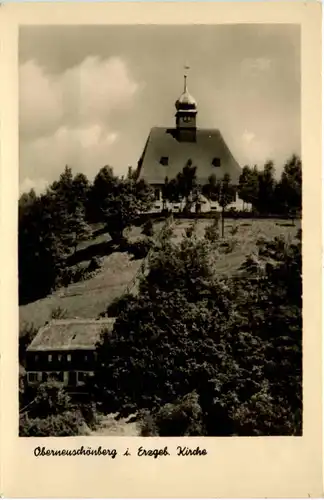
[212,158,221,167]
[160,156,169,166]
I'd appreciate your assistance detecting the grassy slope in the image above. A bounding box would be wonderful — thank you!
[19,225,145,331]
[19,218,300,331]
[173,218,301,276]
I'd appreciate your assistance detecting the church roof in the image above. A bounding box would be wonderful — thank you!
[137,127,242,185]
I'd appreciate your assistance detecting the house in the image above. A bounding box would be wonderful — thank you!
[136,71,248,212]
[25,318,115,392]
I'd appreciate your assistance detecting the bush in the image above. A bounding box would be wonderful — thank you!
[204,217,219,243]
[19,410,87,437]
[78,402,100,430]
[19,323,38,367]
[100,293,135,318]
[138,409,159,437]
[229,224,239,236]
[220,237,238,254]
[142,219,154,237]
[138,392,205,437]
[51,306,68,320]
[130,237,154,259]
[185,221,197,239]
[87,256,103,272]
[56,264,86,287]
[154,392,205,436]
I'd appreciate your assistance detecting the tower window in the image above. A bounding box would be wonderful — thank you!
[160,156,169,166]
[212,157,221,167]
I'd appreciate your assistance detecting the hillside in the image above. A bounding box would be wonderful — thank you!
[19,218,300,332]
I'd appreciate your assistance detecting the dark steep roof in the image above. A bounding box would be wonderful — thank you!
[137,127,242,185]
[27,318,116,352]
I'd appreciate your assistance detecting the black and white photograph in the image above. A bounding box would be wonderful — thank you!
[18,23,303,438]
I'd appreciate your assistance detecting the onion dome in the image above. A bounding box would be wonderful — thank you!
[175,75,197,111]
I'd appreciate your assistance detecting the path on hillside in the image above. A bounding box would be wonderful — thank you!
[91,413,140,436]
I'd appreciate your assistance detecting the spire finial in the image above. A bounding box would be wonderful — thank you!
[184,64,190,92]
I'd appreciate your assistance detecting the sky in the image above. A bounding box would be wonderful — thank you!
[19,24,300,194]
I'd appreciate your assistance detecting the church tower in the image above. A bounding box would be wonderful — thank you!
[175,68,197,142]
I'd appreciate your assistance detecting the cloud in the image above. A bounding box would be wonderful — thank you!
[242,130,256,145]
[19,56,141,189]
[20,56,140,140]
[19,177,49,195]
[20,60,63,140]
[241,57,272,75]
[21,124,120,186]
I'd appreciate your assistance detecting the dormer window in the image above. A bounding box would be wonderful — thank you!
[160,156,169,166]
[212,157,221,167]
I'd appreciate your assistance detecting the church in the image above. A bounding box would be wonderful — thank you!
[136,71,245,213]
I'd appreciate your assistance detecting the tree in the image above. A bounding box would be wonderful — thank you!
[176,160,198,212]
[19,381,89,437]
[202,173,218,202]
[238,166,259,209]
[163,161,198,212]
[257,161,276,214]
[19,188,37,214]
[216,174,236,237]
[48,166,91,250]
[203,174,235,236]
[89,166,154,244]
[94,234,234,418]
[71,172,91,217]
[69,206,92,254]
[94,227,302,436]
[276,155,302,222]
[19,192,71,302]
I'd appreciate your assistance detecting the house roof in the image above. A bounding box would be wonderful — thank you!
[137,127,242,186]
[27,318,116,352]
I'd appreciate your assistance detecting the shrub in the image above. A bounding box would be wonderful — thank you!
[204,217,219,243]
[138,392,204,437]
[138,409,159,437]
[155,391,205,436]
[19,410,87,437]
[130,237,154,259]
[221,237,238,254]
[22,381,72,419]
[185,221,197,239]
[142,219,154,237]
[51,306,68,320]
[88,256,103,272]
[101,293,136,318]
[229,224,239,236]
[56,264,86,287]
[78,402,100,430]
[19,323,38,367]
